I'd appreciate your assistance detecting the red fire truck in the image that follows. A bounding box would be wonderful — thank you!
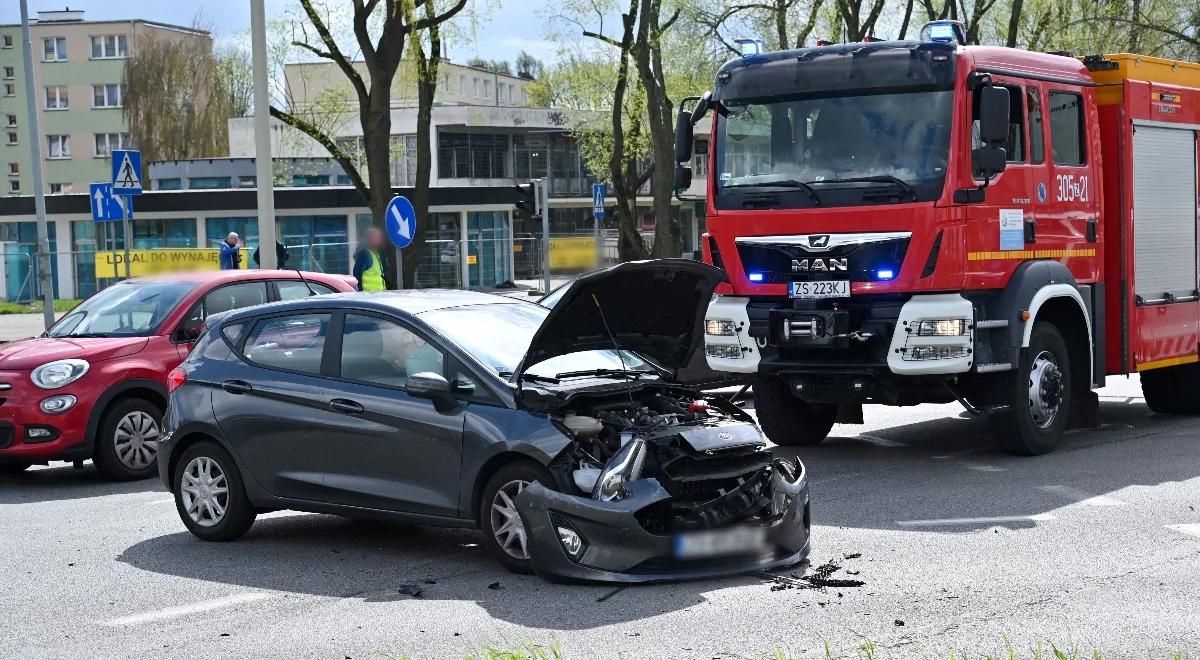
[674,21,1200,454]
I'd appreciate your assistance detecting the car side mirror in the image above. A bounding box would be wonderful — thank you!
[176,318,204,343]
[674,110,694,163]
[977,85,1010,146]
[406,372,456,409]
[674,164,693,191]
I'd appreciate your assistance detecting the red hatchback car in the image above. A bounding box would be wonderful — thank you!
[0,269,356,480]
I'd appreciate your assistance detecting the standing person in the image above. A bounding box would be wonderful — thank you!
[253,240,289,269]
[219,232,242,270]
[353,227,391,291]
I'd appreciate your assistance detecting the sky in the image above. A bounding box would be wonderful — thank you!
[0,0,558,66]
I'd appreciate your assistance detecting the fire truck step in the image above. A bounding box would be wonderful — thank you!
[974,320,1010,329]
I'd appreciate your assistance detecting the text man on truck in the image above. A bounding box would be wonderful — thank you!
[674,21,1200,455]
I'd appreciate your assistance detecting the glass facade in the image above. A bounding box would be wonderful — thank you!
[277,216,350,274]
[466,210,511,289]
[2,221,58,301]
[437,130,595,195]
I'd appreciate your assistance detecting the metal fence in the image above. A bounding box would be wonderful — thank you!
[0,234,641,303]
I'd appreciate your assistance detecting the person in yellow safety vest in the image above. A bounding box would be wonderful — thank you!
[352,227,392,291]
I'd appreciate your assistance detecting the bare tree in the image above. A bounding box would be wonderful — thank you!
[122,31,251,164]
[269,0,467,287]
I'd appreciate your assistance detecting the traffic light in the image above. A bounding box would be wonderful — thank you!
[514,182,540,217]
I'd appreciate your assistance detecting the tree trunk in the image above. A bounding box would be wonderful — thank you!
[633,0,681,259]
[601,1,650,263]
[1005,0,1023,48]
[405,26,441,289]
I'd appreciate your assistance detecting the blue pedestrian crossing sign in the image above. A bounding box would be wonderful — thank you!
[111,149,142,195]
[385,195,417,249]
[592,182,606,220]
[90,183,129,222]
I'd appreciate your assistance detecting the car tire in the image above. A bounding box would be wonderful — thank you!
[0,462,31,475]
[172,441,257,542]
[994,322,1071,456]
[754,374,837,447]
[92,397,164,481]
[1141,364,1200,414]
[479,461,553,575]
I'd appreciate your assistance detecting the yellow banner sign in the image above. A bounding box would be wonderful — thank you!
[94,248,249,279]
[548,237,598,271]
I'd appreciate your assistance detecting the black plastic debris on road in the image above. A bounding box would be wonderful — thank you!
[758,558,866,591]
[397,583,425,598]
[487,581,503,590]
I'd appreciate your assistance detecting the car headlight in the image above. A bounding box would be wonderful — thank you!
[705,319,738,336]
[31,359,90,390]
[916,319,968,336]
[591,437,647,502]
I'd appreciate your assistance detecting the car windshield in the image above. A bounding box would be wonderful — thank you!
[716,90,953,208]
[47,280,197,338]
[420,303,652,380]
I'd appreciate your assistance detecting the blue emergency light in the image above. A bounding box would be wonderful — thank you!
[920,20,966,45]
[748,272,765,282]
[734,38,763,57]
[876,269,896,280]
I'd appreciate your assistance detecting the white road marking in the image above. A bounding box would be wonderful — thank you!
[102,592,276,627]
[1037,485,1126,507]
[959,461,1006,472]
[1166,524,1200,538]
[896,513,1055,527]
[854,434,907,448]
[147,498,175,505]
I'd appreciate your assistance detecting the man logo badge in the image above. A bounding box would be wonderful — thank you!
[792,258,848,272]
[717,432,733,440]
[808,234,831,248]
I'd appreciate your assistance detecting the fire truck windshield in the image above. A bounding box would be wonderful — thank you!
[714,89,953,209]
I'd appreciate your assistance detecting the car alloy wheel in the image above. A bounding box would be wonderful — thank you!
[113,410,160,470]
[180,456,229,528]
[490,479,531,560]
[1027,350,1063,429]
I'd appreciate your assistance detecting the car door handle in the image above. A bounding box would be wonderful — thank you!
[222,379,253,395]
[329,398,365,415]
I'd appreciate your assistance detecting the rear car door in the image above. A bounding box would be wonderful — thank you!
[174,281,271,360]
[211,310,345,501]
[318,311,466,517]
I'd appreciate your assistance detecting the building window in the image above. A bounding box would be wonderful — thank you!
[5,132,16,145]
[2,35,13,48]
[5,114,15,128]
[94,132,131,157]
[237,175,256,188]
[3,83,14,97]
[438,131,509,179]
[42,37,67,62]
[7,162,17,175]
[46,135,70,159]
[2,66,13,80]
[9,179,19,193]
[473,79,480,98]
[90,35,128,59]
[156,178,182,190]
[45,86,68,109]
[292,174,329,187]
[336,174,351,185]
[483,80,491,99]
[49,183,72,194]
[92,84,122,108]
[189,176,231,189]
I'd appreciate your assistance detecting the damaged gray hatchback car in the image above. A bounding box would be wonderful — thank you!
[160,259,810,582]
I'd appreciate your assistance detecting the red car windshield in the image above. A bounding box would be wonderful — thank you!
[47,280,198,338]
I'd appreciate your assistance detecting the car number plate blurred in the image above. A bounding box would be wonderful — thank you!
[673,526,767,559]
[790,280,849,299]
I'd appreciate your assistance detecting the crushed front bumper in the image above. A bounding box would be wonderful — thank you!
[515,463,811,583]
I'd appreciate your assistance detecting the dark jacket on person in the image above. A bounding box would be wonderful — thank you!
[253,241,289,269]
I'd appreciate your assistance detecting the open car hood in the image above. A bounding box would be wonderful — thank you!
[516,259,726,379]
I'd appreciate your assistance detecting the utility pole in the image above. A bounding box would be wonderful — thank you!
[19,0,55,330]
[540,174,551,294]
[250,0,277,268]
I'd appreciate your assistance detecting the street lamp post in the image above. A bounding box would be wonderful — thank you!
[19,0,55,330]
[250,0,277,269]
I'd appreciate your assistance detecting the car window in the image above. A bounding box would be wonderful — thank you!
[278,280,335,301]
[205,282,269,316]
[1027,87,1045,165]
[1049,91,1086,165]
[47,280,196,337]
[242,313,331,376]
[340,313,444,388]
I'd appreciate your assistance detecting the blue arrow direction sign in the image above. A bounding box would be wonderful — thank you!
[592,182,606,220]
[90,183,128,222]
[111,149,143,195]
[385,195,417,249]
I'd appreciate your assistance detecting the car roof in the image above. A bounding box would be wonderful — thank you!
[218,288,527,322]
[128,269,350,286]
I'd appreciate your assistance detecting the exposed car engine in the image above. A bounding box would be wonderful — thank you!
[547,387,802,535]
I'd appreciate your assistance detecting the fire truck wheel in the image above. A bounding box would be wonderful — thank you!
[1141,365,1200,414]
[754,375,837,447]
[995,322,1072,456]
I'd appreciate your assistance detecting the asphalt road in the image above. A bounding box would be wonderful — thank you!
[2,375,1198,659]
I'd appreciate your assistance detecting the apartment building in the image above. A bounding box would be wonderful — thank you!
[0,8,207,196]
